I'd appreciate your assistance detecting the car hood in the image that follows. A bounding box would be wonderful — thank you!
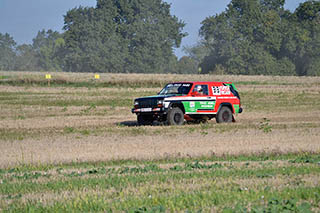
[135,94,180,101]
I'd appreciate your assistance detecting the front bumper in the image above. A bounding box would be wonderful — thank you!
[132,107,167,114]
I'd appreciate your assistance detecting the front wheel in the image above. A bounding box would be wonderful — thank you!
[216,106,233,123]
[167,107,184,125]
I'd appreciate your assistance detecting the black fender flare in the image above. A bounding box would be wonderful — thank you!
[168,101,186,114]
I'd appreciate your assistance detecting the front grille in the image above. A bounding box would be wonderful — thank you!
[139,99,158,108]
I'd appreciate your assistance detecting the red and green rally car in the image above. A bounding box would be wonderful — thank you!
[132,82,243,125]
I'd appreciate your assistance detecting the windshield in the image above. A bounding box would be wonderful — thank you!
[159,83,193,95]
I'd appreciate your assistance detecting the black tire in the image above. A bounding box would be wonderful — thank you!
[167,107,184,125]
[216,106,233,123]
[137,115,153,125]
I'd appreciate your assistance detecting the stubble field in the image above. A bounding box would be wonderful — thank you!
[0,71,319,212]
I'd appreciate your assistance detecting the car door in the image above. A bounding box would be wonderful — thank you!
[191,84,216,114]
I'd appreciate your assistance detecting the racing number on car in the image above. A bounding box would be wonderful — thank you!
[212,86,220,95]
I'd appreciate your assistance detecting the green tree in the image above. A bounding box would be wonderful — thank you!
[63,0,186,73]
[296,0,320,21]
[14,44,38,71]
[183,42,210,66]
[32,29,65,71]
[175,56,198,74]
[199,0,298,76]
[292,1,320,76]
[0,33,16,70]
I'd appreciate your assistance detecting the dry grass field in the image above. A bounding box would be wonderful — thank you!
[0,71,319,211]
[1,71,319,168]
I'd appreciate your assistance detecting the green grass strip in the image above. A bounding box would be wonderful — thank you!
[4,186,319,212]
[1,164,319,195]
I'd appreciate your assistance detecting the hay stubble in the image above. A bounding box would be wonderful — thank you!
[0,72,320,168]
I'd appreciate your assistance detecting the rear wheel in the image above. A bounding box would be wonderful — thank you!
[137,115,153,125]
[216,106,233,123]
[167,107,184,125]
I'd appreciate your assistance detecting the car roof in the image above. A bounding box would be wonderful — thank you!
[170,81,232,84]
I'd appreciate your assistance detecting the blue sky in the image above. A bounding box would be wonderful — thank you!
[0,0,305,57]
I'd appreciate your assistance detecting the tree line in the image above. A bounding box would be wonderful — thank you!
[188,0,320,76]
[1,0,320,76]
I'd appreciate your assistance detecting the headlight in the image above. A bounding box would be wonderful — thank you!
[134,100,139,105]
[157,100,163,105]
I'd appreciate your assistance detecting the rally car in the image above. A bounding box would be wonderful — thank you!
[132,81,242,125]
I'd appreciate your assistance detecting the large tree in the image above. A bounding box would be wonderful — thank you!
[0,33,17,70]
[63,0,186,73]
[198,0,320,76]
[199,0,294,75]
[11,29,66,71]
[14,44,38,71]
[32,29,65,71]
[293,0,320,76]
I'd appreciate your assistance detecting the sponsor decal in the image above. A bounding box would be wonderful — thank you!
[199,101,214,108]
[212,86,231,95]
[220,86,231,95]
[183,100,216,114]
[167,83,189,87]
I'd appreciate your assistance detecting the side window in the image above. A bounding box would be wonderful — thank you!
[192,85,209,95]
